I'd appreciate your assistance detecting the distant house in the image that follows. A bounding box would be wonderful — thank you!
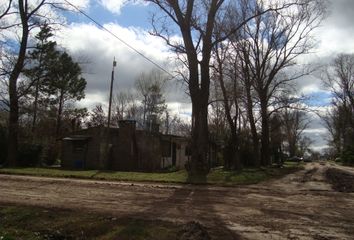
[61,120,192,171]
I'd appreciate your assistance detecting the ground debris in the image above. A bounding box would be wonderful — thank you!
[301,167,318,182]
[325,168,354,192]
[177,221,210,240]
[40,230,74,240]
[313,234,336,240]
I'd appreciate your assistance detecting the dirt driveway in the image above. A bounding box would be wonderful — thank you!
[0,162,353,239]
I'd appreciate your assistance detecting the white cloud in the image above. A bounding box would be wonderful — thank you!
[55,22,187,112]
[314,27,354,59]
[77,92,108,109]
[73,0,91,9]
[310,145,329,152]
[301,84,322,95]
[302,128,328,134]
[58,0,91,10]
[310,0,354,60]
[166,102,192,120]
[98,0,148,15]
[99,0,125,14]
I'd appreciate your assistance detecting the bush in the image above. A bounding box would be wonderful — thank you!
[41,143,59,166]
[17,143,42,167]
[341,146,354,165]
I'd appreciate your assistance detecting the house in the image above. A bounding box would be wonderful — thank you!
[61,120,191,171]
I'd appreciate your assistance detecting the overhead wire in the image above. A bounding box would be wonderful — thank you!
[62,0,174,78]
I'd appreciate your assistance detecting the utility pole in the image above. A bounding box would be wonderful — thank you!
[107,57,116,128]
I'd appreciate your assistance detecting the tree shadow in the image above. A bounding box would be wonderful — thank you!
[122,184,246,240]
[186,173,207,184]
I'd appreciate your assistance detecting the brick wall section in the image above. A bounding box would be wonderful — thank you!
[136,131,161,171]
[61,124,190,171]
[111,121,138,171]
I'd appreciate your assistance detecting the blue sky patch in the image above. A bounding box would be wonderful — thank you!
[64,1,152,29]
[304,91,332,107]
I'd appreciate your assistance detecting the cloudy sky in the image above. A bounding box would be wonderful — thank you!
[57,0,192,116]
[30,0,354,151]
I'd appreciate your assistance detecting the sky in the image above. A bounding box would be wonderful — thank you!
[5,0,354,152]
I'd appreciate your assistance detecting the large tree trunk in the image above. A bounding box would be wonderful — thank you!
[7,86,19,166]
[155,0,222,177]
[217,64,240,170]
[190,97,210,175]
[260,97,271,166]
[188,59,211,175]
[244,80,260,167]
[221,113,240,170]
[32,81,40,134]
[289,138,296,157]
[56,91,64,138]
[6,0,29,166]
[241,47,260,167]
[229,123,241,170]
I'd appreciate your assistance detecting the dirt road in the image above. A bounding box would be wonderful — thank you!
[0,162,353,239]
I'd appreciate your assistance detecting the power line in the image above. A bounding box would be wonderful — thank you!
[62,0,174,78]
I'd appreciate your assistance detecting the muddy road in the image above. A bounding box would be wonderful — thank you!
[0,162,353,239]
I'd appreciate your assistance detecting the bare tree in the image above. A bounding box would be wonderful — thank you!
[211,39,244,170]
[235,0,325,165]
[135,69,167,127]
[2,0,79,165]
[298,136,313,157]
[323,54,354,155]
[88,104,107,127]
[208,80,228,143]
[167,113,192,137]
[281,108,310,157]
[0,0,12,21]
[112,91,133,122]
[321,108,343,154]
[326,54,354,109]
[148,0,227,175]
[6,0,50,165]
[237,41,261,166]
[147,0,311,175]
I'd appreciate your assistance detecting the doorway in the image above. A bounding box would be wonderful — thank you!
[172,142,176,166]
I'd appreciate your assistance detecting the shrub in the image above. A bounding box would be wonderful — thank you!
[17,143,42,167]
[41,143,59,166]
[341,146,354,165]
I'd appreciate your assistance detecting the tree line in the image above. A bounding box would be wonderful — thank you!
[1,0,352,172]
[1,12,87,166]
[148,0,327,175]
[322,54,354,165]
[89,69,190,137]
[0,0,187,166]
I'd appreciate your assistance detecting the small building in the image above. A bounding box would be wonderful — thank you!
[61,120,191,171]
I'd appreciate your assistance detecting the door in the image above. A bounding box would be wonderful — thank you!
[73,140,87,169]
[172,142,176,166]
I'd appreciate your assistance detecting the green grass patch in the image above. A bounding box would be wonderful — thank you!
[206,162,302,185]
[0,204,179,240]
[0,162,303,186]
[0,167,98,178]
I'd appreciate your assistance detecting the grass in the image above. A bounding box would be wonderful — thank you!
[0,161,303,186]
[0,204,179,240]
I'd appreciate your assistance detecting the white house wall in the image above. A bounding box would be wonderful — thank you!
[160,141,190,169]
